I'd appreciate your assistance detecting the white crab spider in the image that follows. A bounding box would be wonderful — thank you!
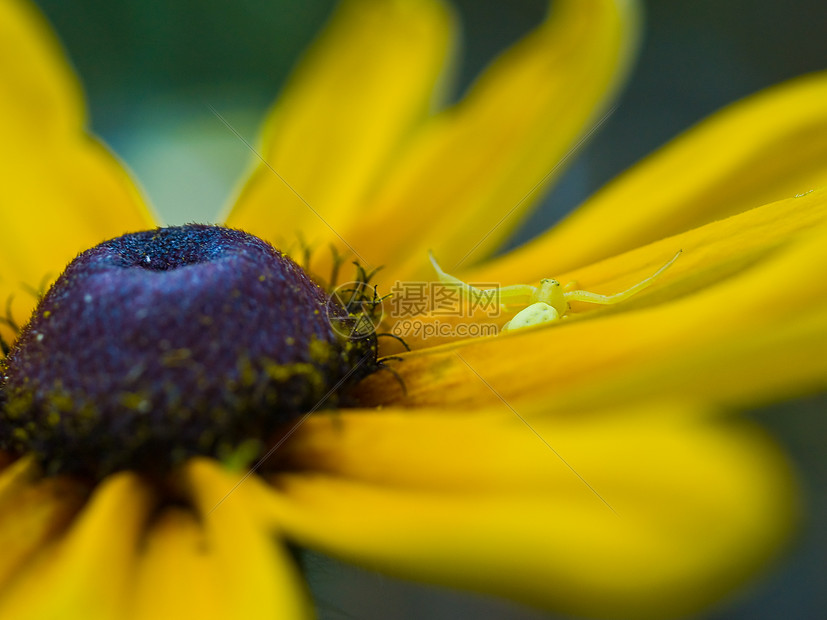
[429,250,682,333]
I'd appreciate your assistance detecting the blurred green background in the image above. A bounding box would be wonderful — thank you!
[30,1,827,618]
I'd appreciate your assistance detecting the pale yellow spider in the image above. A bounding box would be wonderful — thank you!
[429,250,682,333]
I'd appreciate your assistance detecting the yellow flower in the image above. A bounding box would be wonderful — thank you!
[0,1,825,619]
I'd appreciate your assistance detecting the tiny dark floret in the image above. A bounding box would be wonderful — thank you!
[0,225,378,478]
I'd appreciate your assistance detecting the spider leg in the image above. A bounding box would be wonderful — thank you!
[376,332,411,351]
[375,358,408,395]
[496,284,537,308]
[564,250,682,305]
[429,252,534,307]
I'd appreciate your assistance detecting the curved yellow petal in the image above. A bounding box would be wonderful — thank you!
[129,509,220,620]
[0,0,81,141]
[0,0,156,340]
[332,0,640,286]
[181,459,312,620]
[130,502,311,620]
[0,458,88,590]
[359,190,827,410]
[388,184,825,351]
[0,472,153,620]
[225,0,455,253]
[255,409,795,619]
[479,71,827,282]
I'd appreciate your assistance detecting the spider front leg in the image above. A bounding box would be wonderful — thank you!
[428,252,536,308]
[563,250,682,306]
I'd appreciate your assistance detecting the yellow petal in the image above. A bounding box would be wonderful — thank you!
[181,459,313,620]
[389,183,825,351]
[255,408,795,619]
[574,300,827,412]
[0,0,156,340]
[0,0,82,142]
[333,0,640,286]
[479,71,827,282]
[0,472,153,620]
[0,457,88,590]
[225,0,455,254]
[129,509,218,620]
[359,190,827,410]
[128,504,306,620]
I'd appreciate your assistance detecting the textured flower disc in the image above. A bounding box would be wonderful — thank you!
[0,225,378,479]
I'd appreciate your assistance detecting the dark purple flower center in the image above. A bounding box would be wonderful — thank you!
[0,225,377,478]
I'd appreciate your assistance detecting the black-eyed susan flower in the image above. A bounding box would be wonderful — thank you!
[0,1,825,619]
